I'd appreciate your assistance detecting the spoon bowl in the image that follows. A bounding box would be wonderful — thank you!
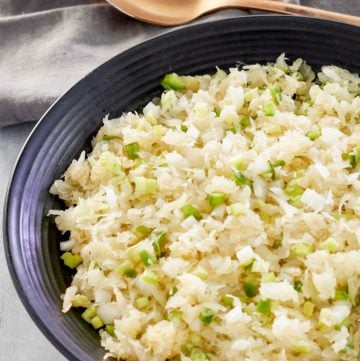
[106,0,360,26]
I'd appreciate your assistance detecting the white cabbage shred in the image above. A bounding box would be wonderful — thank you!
[51,55,360,361]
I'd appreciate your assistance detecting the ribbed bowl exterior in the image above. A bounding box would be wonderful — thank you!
[4,16,360,361]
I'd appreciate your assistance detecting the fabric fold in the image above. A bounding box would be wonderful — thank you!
[1,0,358,126]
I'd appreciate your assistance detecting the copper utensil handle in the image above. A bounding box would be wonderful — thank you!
[223,0,360,26]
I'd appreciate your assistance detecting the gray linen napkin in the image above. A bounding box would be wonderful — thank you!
[0,0,358,126]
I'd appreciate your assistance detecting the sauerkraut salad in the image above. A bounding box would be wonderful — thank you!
[50,55,360,361]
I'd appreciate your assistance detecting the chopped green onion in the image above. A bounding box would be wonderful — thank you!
[112,163,123,177]
[272,239,282,249]
[71,294,89,308]
[262,100,276,116]
[288,194,302,207]
[123,268,138,278]
[291,243,313,257]
[191,265,209,280]
[168,309,182,321]
[331,212,342,221]
[335,290,350,301]
[320,237,339,253]
[349,154,357,168]
[263,160,285,180]
[306,128,321,141]
[354,146,360,162]
[270,85,282,105]
[304,96,314,106]
[261,168,275,181]
[102,135,116,141]
[134,177,158,195]
[82,306,97,323]
[244,88,259,102]
[244,282,258,298]
[335,316,350,331]
[345,153,357,168]
[257,299,271,314]
[190,333,202,346]
[151,231,167,244]
[61,252,82,269]
[221,295,234,308]
[196,105,209,117]
[142,270,159,284]
[183,342,194,354]
[105,324,115,336]
[167,286,178,298]
[133,158,142,169]
[261,272,276,283]
[340,344,354,354]
[343,146,360,168]
[239,117,250,127]
[181,125,188,132]
[135,225,152,239]
[135,296,150,309]
[151,241,161,259]
[293,341,312,354]
[181,204,202,220]
[208,192,225,208]
[161,73,185,91]
[191,349,210,361]
[199,307,214,324]
[259,211,271,223]
[214,106,221,117]
[139,250,155,267]
[271,160,286,168]
[302,301,315,318]
[90,315,104,330]
[244,262,253,273]
[124,142,139,160]
[284,184,304,197]
[239,295,247,303]
[232,171,251,187]
[153,124,166,136]
[294,280,303,292]
[116,262,137,278]
[99,152,123,177]
[151,231,167,258]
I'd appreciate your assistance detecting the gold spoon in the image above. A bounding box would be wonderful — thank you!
[106,0,360,27]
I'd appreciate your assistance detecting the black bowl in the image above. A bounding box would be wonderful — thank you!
[4,15,360,361]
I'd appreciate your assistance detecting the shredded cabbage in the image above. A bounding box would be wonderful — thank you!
[50,55,360,361]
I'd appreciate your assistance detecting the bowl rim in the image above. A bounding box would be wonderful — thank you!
[3,14,360,361]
